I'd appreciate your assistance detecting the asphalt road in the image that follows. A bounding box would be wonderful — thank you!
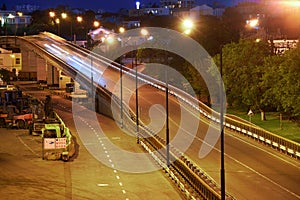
[0,88,185,200]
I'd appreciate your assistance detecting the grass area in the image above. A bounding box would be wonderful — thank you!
[226,108,300,143]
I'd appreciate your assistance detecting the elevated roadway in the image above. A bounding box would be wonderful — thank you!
[6,33,300,199]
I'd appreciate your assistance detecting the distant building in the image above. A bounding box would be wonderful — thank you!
[0,47,22,73]
[0,10,31,28]
[160,0,178,9]
[213,7,225,17]
[160,0,195,9]
[178,0,196,8]
[173,4,223,18]
[190,4,213,18]
[129,7,170,17]
[15,4,39,14]
[122,20,141,29]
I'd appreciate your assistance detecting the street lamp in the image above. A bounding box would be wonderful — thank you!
[74,16,83,43]
[49,11,55,18]
[182,18,194,35]
[90,55,94,100]
[135,42,139,144]
[93,21,100,28]
[61,12,67,19]
[246,18,259,29]
[55,18,60,35]
[135,28,149,144]
[61,12,74,42]
[118,28,125,128]
[119,27,125,33]
[219,45,225,200]
[165,55,170,167]
[49,11,61,35]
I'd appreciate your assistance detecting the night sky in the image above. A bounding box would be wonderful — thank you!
[3,0,233,12]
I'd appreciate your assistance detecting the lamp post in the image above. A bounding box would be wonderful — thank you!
[220,45,225,200]
[90,55,94,99]
[182,18,194,35]
[135,28,149,144]
[74,16,83,44]
[165,58,170,166]
[120,62,123,128]
[61,12,72,40]
[49,11,58,34]
[55,18,60,35]
[135,46,139,144]
[119,28,125,128]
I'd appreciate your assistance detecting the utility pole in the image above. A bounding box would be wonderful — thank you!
[220,46,225,200]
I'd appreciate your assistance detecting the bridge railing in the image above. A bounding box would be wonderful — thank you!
[103,57,300,159]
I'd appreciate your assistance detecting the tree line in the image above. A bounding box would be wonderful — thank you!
[213,39,300,120]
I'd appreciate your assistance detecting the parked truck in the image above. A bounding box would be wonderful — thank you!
[42,119,75,161]
[0,104,33,129]
[0,87,33,129]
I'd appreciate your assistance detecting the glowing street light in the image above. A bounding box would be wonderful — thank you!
[61,12,67,19]
[182,18,194,35]
[119,27,125,33]
[183,19,194,29]
[73,16,83,43]
[93,21,100,28]
[76,16,83,23]
[49,11,55,18]
[248,19,259,28]
[141,28,149,36]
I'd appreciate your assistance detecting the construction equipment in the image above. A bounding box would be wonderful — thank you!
[42,118,74,161]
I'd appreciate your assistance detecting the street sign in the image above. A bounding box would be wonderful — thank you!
[248,109,254,116]
[44,138,56,149]
[248,109,254,123]
[44,138,67,149]
[55,138,67,149]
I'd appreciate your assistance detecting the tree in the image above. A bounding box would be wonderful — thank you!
[214,39,272,119]
[262,46,300,118]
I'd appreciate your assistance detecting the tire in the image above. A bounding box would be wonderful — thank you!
[29,124,33,135]
[0,118,5,128]
[17,120,26,129]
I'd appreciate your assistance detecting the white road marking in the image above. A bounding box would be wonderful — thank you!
[97,183,109,187]
[17,136,40,157]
